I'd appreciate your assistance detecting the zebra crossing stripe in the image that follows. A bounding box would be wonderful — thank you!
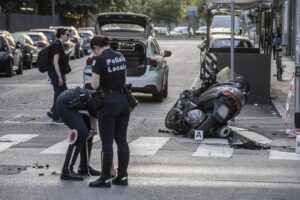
[129,137,170,156]
[0,134,39,153]
[192,138,233,158]
[269,150,300,161]
[40,135,100,154]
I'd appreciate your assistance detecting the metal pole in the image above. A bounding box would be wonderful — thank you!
[51,0,55,25]
[230,0,235,81]
[294,0,300,129]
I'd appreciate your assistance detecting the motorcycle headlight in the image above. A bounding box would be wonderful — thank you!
[185,109,205,128]
[216,104,230,120]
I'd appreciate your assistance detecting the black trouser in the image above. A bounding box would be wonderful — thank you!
[48,69,67,120]
[97,95,130,154]
[56,89,91,146]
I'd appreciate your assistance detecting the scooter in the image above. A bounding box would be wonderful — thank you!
[165,67,250,138]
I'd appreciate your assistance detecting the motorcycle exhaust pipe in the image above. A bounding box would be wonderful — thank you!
[216,126,232,138]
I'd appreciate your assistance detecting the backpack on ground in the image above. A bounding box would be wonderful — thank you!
[37,46,50,73]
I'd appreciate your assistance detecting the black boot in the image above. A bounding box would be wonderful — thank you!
[112,151,130,186]
[89,152,113,188]
[60,145,84,181]
[78,139,101,176]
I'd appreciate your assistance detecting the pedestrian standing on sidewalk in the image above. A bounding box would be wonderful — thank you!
[88,35,131,188]
[272,27,282,60]
[46,28,70,123]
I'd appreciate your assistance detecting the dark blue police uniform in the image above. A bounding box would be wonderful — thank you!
[89,48,130,187]
[56,87,100,180]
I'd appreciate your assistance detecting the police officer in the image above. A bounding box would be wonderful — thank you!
[88,35,130,188]
[56,87,101,180]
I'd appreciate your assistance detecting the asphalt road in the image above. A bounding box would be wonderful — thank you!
[0,40,299,200]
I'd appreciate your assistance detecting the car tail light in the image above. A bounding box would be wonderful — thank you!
[86,57,93,66]
[149,59,158,68]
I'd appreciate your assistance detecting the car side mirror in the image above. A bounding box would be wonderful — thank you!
[162,50,172,57]
[198,43,206,52]
[16,42,22,49]
[3,44,9,51]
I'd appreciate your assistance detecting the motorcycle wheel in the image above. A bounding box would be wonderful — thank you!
[165,108,174,130]
[197,111,217,135]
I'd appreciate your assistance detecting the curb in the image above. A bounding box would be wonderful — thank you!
[270,99,286,119]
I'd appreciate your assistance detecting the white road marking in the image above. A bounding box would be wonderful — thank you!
[13,114,23,119]
[231,127,272,145]
[0,134,39,153]
[269,150,300,161]
[193,138,233,158]
[129,137,170,156]
[40,135,100,154]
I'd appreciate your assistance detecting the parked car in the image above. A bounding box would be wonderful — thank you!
[50,26,84,58]
[25,31,49,52]
[83,12,172,102]
[78,30,94,55]
[195,26,207,36]
[31,28,74,59]
[211,15,241,34]
[154,27,169,36]
[170,26,190,36]
[0,33,23,76]
[199,34,254,70]
[29,28,56,44]
[210,27,237,36]
[12,32,38,68]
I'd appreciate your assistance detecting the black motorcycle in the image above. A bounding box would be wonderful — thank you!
[165,67,250,138]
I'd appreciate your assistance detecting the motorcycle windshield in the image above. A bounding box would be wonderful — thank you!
[216,67,244,83]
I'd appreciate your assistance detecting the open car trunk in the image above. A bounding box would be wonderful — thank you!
[110,41,147,77]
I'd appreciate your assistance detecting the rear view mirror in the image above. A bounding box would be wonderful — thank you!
[162,50,172,57]
[198,42,206,52]
[4,44,9,51]
[16,42,22,49]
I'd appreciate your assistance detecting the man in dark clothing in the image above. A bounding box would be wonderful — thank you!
[46,28,70,123]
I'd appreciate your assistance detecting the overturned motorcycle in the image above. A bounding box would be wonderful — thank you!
[165,67,250,138]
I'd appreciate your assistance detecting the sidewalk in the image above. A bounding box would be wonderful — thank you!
[270,54,295,126]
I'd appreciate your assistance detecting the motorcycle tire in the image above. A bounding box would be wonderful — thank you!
[197,111,217,135]
[165,108,175,130]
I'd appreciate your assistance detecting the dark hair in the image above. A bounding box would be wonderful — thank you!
[90,35,109,49]
[56,28,68,38]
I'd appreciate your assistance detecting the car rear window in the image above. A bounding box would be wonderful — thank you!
[101,24,144,33]
[29,35,42,42]
[211,39,252,48]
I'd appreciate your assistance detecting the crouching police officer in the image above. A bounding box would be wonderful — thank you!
[56,87,101,180]
[88,35,130,188]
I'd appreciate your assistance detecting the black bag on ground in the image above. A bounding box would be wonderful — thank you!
[123,84,138,111]
[37,46,50,73]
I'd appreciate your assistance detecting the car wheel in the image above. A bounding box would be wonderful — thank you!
[27,57,33,69]
[163,76,168,98]
[6,60,14,77]
[16,60,23,75]
[152,90,163,102]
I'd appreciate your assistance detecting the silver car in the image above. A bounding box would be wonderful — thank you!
[83,12,172,102]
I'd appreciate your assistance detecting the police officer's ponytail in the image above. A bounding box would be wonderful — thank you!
[90,35,110,48]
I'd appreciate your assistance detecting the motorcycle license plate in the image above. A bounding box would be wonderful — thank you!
[194,130,203,140]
